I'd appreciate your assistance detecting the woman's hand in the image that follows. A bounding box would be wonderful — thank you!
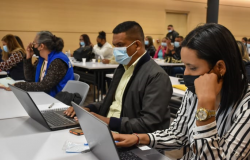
[194,73,223,110]
[26,43,34,59]
[112,133,138,147]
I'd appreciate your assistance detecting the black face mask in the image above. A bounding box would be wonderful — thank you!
[183,75,200,94]
[32,46,40,57]
[97,43,103,48]
[183,67,214,94]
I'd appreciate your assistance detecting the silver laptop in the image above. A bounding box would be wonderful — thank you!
[72,102,170,160]
[10,85,80,131]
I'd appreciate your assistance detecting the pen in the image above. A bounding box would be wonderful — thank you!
[48,103,54,109]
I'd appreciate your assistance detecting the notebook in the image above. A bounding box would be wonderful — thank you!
[0,77,15,89]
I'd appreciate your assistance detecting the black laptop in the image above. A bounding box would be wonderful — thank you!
[72,102,170,160]
[10,85,80,131]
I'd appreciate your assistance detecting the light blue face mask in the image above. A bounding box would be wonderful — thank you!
[80,41,85,46]
[113,41,138,65]
[174,42,180,48]
[247,44,250,48]
[3,45,8,52]
[145,40,149,45]
[168,30,172,33]
[161,42,167,47]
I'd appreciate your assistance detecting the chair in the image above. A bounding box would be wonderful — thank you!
[74,73,80,81]
[62,80,89,106]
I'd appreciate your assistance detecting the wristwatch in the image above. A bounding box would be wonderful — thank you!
[195,108,216,121]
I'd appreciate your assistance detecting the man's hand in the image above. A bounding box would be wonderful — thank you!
[91,112,110,124]
[102,59,110,64]
[64,106,90,118]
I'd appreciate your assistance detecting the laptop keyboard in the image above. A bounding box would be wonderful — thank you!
[42,111,76,127]
[118,150,142,160]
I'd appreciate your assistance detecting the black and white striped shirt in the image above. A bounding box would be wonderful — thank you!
[148,89,250,160]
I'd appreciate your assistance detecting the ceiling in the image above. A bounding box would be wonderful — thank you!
[175,0,250,7]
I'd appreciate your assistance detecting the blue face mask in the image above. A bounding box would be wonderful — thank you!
[247,44,250,48]
[174,42,180,48]
[3,45,8,52]
[161,42,167,47]
[145,40,149,45]
[113,41,138,65]
[80,42,85,46]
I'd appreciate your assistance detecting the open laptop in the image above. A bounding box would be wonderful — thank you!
[10,85,80,131]
[72,102,170,160]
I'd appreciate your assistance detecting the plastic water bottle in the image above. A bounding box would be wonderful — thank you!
[98,56,101,63]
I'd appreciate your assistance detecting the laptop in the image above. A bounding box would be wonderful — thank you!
[10,85,80,131]
[72,102,170,160]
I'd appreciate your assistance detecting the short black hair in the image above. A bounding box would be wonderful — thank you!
[177,36,184,41]
[248,38,250,42]
[168,24,173,27]
[242,37,248,42]
[98,31,106,41]
[112,21,144,41]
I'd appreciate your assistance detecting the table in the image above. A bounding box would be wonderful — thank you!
[106,74,185,97]
[0,71,7,75]
[0,117,98,160]
[0,89,68,120]
[70,58,118,102]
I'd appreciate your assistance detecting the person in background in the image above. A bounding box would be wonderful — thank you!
[0,47,2,62]
[237,41,250,83]
[247,38,250,55]
[166,36,185,76]
[153,37,168,59]
[242,37,248,46]
[93,31,113,59]
[79,34,92,48]
[166,24,179,43]
[15,36,25,50]
[0,34,26,80]
[64,21,172,134]
[145,36,156,57]
[113,23,250,160]
[101,55,117,64]
[14,31,74,97]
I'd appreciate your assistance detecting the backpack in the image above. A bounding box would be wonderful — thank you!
[73,46,94,62]
[55,91,82,106]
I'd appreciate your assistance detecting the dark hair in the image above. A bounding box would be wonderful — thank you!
[80,34,92,47]
[177,36,184,41]
[168,24,173,27]
[146,36,153,47]
[97,31,106,41]
[181,23,248,116]
[248,38,250,42]
[112,21,144,41]
[37,31,64,52]
[15,36,25,50]
[242,37,248,43]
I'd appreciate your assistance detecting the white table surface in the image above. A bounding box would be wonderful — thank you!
[0,89,68,120]
[0,71,7,75]
[0,117,98,160]
[70,58,118,70]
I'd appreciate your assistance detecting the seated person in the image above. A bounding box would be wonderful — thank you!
[0,47,2,62]
[113,23,250,160]
[153,37,168,59]
[73,34,94,61]
[237,41,250,83]
[93,31,113,59]
[247,38,250,55]
[145,36,156,57]
[0,34,26,80]
[14,31,74,97]
[65,21,173,134]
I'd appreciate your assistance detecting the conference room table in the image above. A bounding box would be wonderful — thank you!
[70,57,184,102]
[0,71,7,75]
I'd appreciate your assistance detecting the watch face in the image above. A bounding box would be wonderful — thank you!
[196,109,208,121]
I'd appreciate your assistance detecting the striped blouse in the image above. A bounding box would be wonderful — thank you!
[148,89,250,160]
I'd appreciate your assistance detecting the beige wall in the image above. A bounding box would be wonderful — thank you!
[0,0,249,52]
